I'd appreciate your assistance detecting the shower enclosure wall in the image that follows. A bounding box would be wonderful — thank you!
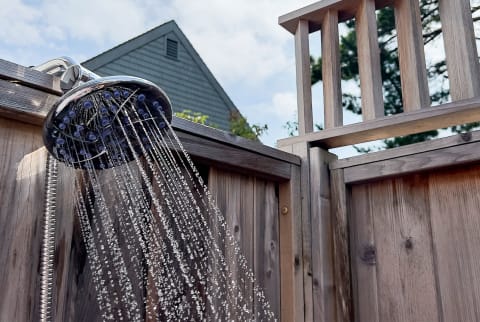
[0,59,301,321]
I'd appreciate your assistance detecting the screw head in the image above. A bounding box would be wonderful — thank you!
[281,206,288,215]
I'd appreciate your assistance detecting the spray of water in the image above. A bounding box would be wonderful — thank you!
[47,85,276,321]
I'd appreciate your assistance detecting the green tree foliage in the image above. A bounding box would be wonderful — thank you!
[310,0,480,150]
[174,109,217,128]
[175,109,267,141]
[230,111,268,141]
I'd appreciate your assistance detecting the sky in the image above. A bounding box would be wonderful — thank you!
[0,0,367,152]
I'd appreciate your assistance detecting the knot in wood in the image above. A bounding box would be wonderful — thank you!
[360,244,376,266]
[405,237,413,250]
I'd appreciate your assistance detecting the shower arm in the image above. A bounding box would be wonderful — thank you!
[33,57,99,93]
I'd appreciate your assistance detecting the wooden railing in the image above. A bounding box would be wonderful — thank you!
[278,0,480,148]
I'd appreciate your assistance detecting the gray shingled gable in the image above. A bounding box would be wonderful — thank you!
[82,20,240,130]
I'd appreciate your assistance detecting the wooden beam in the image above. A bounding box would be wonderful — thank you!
[0,59,62,95]
[330,169,352,321]
[279,164,305,322]
[439,0,480,100]
[356,0,384,121]
[276,97,480,149]
[0,79,58,125]
[394,0,430,111]
[309,147,337,321]
[295,20,314,135]
[340,136,480,184]
[322,10,343,129]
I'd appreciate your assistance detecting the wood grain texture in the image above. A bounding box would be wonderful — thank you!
[292,142,313,321]
[439,0,480,100]
[0,117,46,322]
[0,79,59,125]
[356,0,384,121]
[254,179,280,319]
[309,147,336,321]
[429,166,480,322]
[277,96,480,149]
[394,0,430,111]
[295,20,314,135]
[330,169,352,321]
[355,177,439,321]
[341,137,480,184]
[322,9,343,129]
[176,131,293,181]
[278,164,305,322]
[349,185,380,322]
[0,59,62,95]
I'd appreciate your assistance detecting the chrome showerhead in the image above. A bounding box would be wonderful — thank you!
[38,58,173,169]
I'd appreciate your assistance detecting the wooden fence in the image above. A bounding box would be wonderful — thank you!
[0,59,302,321]
[278,0,480,321]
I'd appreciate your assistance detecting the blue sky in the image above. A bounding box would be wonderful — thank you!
[1,0,367,152]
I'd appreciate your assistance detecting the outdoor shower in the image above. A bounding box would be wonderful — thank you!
[36,57,274,322]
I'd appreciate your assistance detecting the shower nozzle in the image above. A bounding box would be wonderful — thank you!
[39,59,173,169]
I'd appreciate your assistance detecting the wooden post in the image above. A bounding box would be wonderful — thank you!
[295,19,314,135]
[322,10,343,129]
[439,0,480,100]
[330,169,352,321]
[309,147,337,322]
[356,0,384,120]
[279,164,305,322]
[394,0,430,111]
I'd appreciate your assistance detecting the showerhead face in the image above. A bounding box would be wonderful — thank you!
[43,76,173,169]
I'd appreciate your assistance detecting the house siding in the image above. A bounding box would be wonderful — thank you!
[84,26,235,131]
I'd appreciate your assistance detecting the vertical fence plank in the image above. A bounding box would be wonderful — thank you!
[0,118,45,322]
[295,19,314,135]
[356,0,384,120]
[322,10,343,129]
[330,169,352,321]
[429,167,480,321]
[309,147,336,322]
[254,179,280,319]
[292,142,313,322]
[371,177,440,321]
[394,0,430,111]
[279,164,304,322]
[349,185,380,322]
[439,0,480,100]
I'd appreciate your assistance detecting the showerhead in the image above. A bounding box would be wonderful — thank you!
[40,59,173,169]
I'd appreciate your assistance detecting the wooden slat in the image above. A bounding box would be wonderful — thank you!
[330,169,352,321]
[429,167,480,321]
[276,96,480,149]
[309,147,336,321]
[394,0,430,111]
[254,179,280,319]
[331,130,480,170]
[341,137,480,184]
[321,10,343,128]
[278,0,394,34]
[349,185,380,322]
[438,0,480,100]
[0,59,62,95]
[368,177,439,321]
[356,0,384,121]
[278,164,305,322]
[176,131,293,181]
[0,117,45,321]
[292,142,313,321]
[172,117,301,166]
[295,20,314,135]
[0,79,59,125]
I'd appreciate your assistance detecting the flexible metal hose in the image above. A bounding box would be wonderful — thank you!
[40,153,58,322]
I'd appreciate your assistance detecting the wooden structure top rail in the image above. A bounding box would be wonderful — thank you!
[278,0,480,148]
[0,59,300,180]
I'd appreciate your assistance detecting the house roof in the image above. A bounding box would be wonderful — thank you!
[83,20,240,130]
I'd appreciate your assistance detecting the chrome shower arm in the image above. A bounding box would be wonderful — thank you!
[34,56,99,93]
